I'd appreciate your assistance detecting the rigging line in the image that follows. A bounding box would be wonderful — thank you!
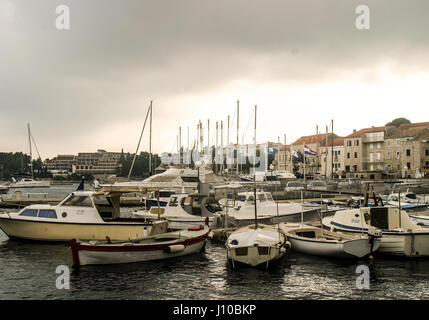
[243,108,255,145]
[30,131,41,160]
[229,106,236,145]
[128,102,152,180]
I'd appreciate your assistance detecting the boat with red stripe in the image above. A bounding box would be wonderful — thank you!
[70,219,210,267]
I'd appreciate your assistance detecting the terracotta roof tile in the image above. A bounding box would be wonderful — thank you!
[346,126,391,138]
[292,133,336,146]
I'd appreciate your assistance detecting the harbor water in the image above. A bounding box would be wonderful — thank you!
[2,185,429,300]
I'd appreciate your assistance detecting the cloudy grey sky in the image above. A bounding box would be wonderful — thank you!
[1,0,429,158]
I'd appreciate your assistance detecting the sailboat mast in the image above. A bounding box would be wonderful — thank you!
[331,119,334,179]
[149,101,152,175]
[236,100,239,175]
[27,123,33,178]
[325,125,328,179]
[253,105,257,228]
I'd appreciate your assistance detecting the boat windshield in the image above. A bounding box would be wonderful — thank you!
[405,193,417,200]
[168,197,178,207]
[61,195,93,207]
[246,195,255,205]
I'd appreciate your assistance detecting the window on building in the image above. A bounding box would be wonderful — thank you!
[370,165,374,171]
[338,151,341,155]
[345,165,350,172]
[353,165,358,171]
[377,143,381,149]
[354,140,359,146]
[370,143,374,149]
[377,152,381,160]
[347,141,352,147]
[354,152,358,158]
[407,163,411,169]
[347,153,350,159]
[396,152,400,159]
[426,149,429,156]
[406,149,411,156]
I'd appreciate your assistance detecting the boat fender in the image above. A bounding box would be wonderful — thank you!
[207,231,214,239]
[284,241,292,250]
[165,244,185,253]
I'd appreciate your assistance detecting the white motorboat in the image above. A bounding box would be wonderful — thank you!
[226,224,287,269]
[9,177,50,188]
[322,207,429,257]
[104,167,224,193]
[0,186,168,241]
[69,223,210,267]
[219,191,321,226]
[141,189,176,209]
[133,193,223,230]
[278,223,381,259]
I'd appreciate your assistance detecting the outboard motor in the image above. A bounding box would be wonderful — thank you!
[367,225,383,254]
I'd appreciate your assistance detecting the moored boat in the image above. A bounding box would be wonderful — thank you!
[226,224,287,269]
[0,186,168,242]
[133,193,223,230]
[322,207,429,257]
[278,222,381,259]
[9,177,50,188]
[69,222,210,266]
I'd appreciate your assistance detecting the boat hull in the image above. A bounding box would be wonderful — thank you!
[0,217,162,242]
[70,229,209,266]
[323,219,429,257]
[226,246,285,268]
[287,235,379,258]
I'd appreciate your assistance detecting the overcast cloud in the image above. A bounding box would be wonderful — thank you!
[1,0,429,158]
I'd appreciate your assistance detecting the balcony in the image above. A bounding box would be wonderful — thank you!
[362,134,384,143]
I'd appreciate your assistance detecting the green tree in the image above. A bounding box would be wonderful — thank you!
[386,118,411,127]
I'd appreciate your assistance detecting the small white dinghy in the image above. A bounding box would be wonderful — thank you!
[278,223,382,259]
[226,224,287,269]
[70,220,210,267]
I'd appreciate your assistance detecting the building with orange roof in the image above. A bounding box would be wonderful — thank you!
[320,137,345,177]
[383,122,429,178]
[343,125,393,179]
[291,133,338,177]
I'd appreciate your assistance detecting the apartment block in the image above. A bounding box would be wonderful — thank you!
[320,137,345,178]
[72,149,121,174]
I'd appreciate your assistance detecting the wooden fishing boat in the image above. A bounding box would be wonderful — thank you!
[226,224,287,269]
[278,223,381,259]
[69,222,210,266]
